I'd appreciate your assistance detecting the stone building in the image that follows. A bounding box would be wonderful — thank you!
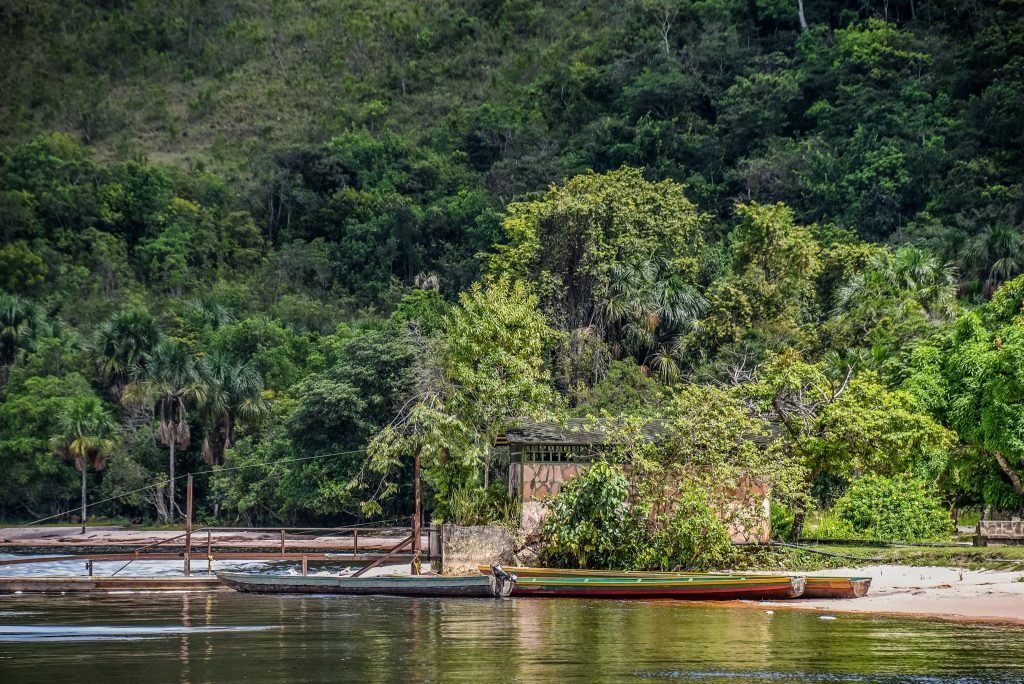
[498,418,771,542]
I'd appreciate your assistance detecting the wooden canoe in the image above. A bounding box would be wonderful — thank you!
[482,566,870,599]
[803,576,872,599]
[479,567,804,600]
[218,572,504,597]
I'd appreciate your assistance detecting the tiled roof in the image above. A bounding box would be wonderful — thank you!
[502,417,776,447]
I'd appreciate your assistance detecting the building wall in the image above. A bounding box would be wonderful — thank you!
[438,524,515,575]
[509,461,770,543]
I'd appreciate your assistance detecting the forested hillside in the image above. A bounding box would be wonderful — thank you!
[1,0,1023,534]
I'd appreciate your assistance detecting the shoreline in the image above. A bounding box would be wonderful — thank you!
[5,528,1024,625]
[758,565,1024,625]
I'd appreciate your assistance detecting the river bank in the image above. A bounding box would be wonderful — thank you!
[5,527,1024,625]
[763,565,1024,625]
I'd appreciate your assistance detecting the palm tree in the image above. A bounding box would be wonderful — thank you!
[966,225,1024,296]
[198,353,269,466]
[123,340,206,522]
[0,293,40,398]
[50,397,120,534]
[889,246,958,317]
[604,257,706,378]
[93,310,162,401]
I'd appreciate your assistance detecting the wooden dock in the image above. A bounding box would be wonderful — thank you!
[0,576,227,593]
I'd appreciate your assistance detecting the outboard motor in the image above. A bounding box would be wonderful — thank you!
[489,564,517,598]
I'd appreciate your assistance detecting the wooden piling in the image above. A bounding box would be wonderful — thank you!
[184,475,193,576]
[413,448,422,553]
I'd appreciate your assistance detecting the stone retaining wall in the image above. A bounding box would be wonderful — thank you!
[438,524,515,575]
[980,520,1024,540]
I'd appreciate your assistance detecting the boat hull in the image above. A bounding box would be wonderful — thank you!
[480,568,804,600]
[217,572,498,597]
[487,566,870,599]
[803,577,872,599]
[511,577,804,600]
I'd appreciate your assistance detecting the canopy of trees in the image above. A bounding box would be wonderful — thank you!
[2,0,1023,529]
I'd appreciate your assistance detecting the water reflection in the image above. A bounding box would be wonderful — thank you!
[1,593,1022,683]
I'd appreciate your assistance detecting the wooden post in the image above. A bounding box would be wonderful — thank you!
[184,474,193,576]
[301,556,308,576]
[413,448,422,553]
[280,529,286,557]
[353,530,359,556]
[206,529,212,575]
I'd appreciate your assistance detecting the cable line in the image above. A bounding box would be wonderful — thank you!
[20,447,368,527]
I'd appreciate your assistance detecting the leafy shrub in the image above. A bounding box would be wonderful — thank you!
[809,510,859,540]
[770,501,795,541]
[540,461,643,569]
[445,483,521,530]
[540,461,733,571]
[833,474,953,541]
[638,484,734,572]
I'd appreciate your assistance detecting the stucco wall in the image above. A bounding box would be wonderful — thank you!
[509,462,770,543]
[438,524,515,575]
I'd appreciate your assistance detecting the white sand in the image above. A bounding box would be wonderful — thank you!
[765,565,1024,623]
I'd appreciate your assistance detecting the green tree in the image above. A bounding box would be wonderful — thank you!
[966,224,1024,297]
[0,241,48,294]
[0,293,41,397]
[756,349,954,537]
[903,277,1024,511]
[217,325,416,523]
[368,278,561,518]
[49,397,120,533]
[491,167,707,384]
[198,353,269,467]
[829,245,957,365]
[698,202,821,356]
[833,474,953,542]
[123,340,206,522]
[92,309,162,402]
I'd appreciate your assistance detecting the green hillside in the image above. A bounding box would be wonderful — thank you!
[1,0,1023,547]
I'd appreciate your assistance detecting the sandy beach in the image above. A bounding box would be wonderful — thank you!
[765,565,1024,624]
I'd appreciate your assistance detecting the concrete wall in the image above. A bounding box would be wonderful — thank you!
[980,520,1024,540]
[510,462,770,543]
[438,524,515,575]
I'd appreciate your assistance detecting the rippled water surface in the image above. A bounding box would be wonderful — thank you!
[2,591,1024,683]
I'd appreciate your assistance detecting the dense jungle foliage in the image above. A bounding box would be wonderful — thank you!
[1,0,1023,539]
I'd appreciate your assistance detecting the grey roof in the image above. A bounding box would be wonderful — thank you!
[501,417,778,448]
[503,418,670,446]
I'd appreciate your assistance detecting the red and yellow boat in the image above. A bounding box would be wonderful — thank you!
[479,566,804,600]
[481,566,870,599]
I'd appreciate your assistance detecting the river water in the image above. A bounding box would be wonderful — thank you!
[2,589,1024,683]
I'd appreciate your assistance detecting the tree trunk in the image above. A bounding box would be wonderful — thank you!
[994,450,1023,495]
[168,440,176,524]
[80,466,87,535]
[789,506,806,541]
[0,363,9,400]
[796,0,808,30]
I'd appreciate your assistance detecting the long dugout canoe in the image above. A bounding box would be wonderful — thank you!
[217,572,505,597]
[483,566,870,599]
[0,576,227,593]
[478,568,803,600]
